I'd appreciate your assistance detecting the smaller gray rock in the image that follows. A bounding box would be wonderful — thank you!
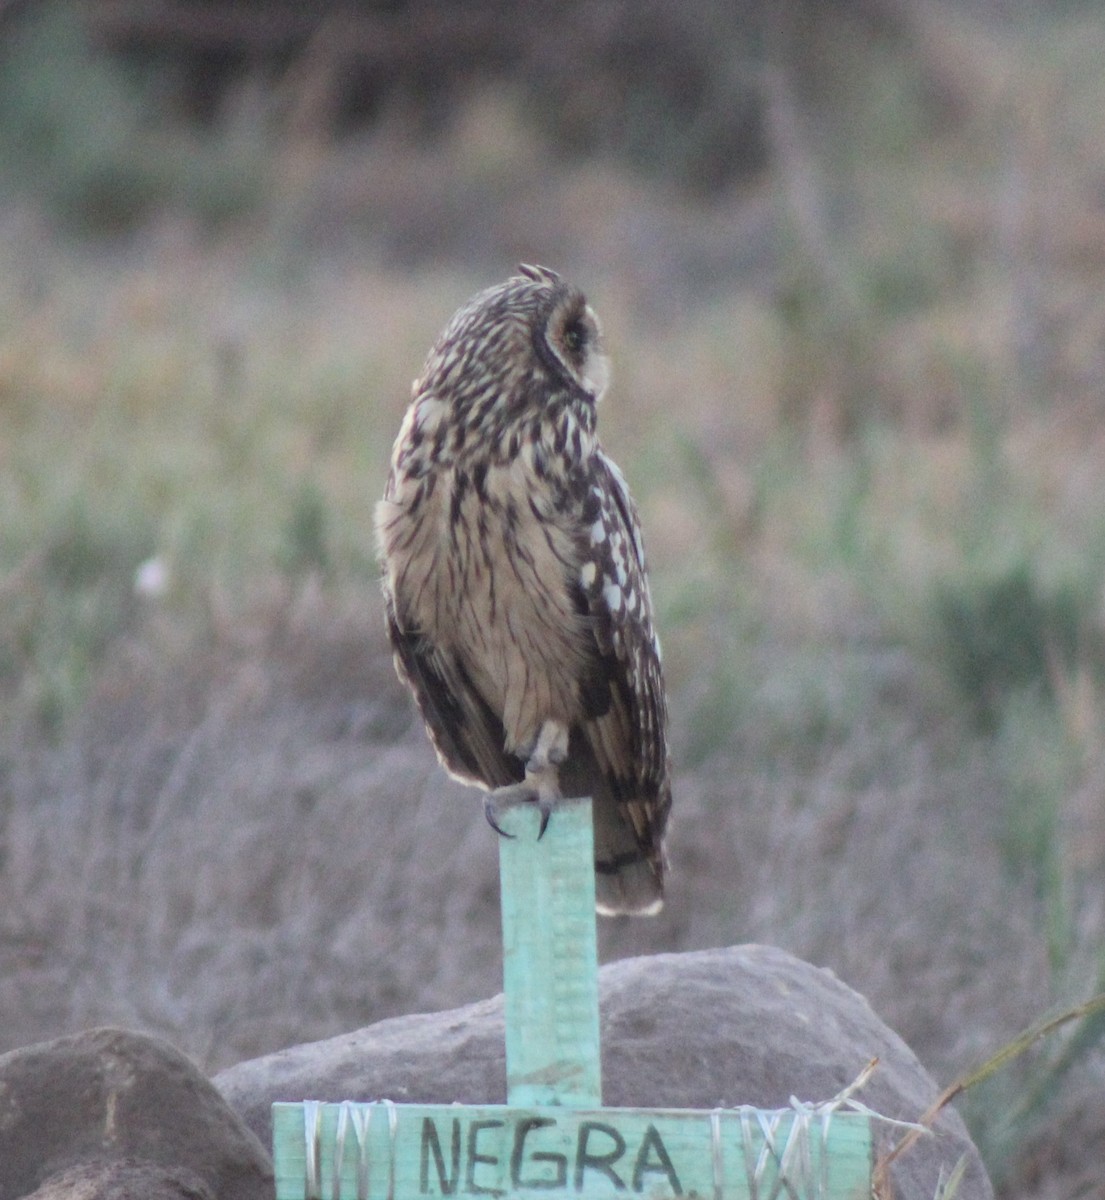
[215,945,992,1200]
[25,1159,213,1200]
[0,1028,272,1200]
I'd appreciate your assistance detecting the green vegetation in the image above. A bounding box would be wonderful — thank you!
[0,4,271,231]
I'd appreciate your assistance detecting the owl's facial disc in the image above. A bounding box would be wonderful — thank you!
[545,297,610,401]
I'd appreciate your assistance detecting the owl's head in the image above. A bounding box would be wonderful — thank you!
[415,266,610,437]
[510,264,610,402]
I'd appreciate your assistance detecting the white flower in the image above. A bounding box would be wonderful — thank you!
[134,556,170,599]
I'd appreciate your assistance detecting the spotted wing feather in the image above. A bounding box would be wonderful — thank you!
[383,589,522,791]
[569,453,671,912]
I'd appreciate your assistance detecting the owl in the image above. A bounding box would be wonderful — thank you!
[375,265,671,915]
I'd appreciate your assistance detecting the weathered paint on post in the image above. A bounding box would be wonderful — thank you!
[496,797,602,1108]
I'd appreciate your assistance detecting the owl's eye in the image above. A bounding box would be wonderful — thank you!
[562,319,587,355]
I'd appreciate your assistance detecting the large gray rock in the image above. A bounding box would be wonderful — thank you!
[0,1028,272,1200]
[25,1160,213,1199]
[215,945,991,1200]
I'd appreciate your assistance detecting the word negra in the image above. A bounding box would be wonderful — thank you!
[419,1117,684,1196]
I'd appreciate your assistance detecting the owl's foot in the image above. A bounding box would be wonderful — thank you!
[483,783,553,840]
[485,720,567,839]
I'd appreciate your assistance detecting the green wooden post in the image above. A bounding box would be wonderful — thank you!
[496,797,602,1108]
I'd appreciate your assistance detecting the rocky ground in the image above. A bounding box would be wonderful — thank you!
[1,947,991,1200]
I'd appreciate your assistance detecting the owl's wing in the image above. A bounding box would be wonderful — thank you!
[570,454,672,905]
[384,590,523,791]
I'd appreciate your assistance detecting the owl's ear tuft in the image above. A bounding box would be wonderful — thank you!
[517,263,562,287]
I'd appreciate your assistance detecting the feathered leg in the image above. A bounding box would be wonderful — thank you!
[483,720,568,839]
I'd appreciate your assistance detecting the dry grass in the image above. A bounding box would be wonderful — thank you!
[3,5,1105,1196]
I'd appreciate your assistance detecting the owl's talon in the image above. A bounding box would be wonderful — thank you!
[483,783,541,838]
[483,796,515,838]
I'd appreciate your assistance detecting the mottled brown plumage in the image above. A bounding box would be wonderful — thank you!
[375,265,671,914]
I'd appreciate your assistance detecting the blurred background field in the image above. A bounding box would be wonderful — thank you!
[2,2,1105,1195]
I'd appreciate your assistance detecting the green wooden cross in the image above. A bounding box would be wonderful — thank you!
[273,799,873,1199]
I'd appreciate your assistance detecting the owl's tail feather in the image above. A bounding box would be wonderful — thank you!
[592,796,665,916]
[594,851,664,915]
[557,738,666,916]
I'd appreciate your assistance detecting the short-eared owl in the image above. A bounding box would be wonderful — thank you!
[375,265,671,915]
